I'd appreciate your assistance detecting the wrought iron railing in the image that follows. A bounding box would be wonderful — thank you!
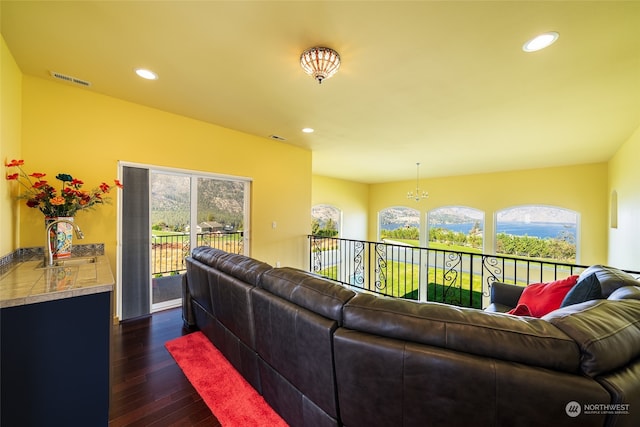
[151,231,244,275]
[308,235,639,309]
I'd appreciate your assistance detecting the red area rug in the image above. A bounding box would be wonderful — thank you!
[165,331,288,427]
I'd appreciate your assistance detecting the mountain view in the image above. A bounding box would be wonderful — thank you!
[380,207,420,229]
[151,173,244,230]
[496,206,577,223]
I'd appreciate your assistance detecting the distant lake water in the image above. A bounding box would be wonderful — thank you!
[432,222,576,239]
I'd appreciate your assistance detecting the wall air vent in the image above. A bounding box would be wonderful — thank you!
[269,135,286,141]
[49,71,92,87]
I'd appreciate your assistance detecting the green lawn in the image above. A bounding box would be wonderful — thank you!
[383,238,483,254]
[317,260,485,309]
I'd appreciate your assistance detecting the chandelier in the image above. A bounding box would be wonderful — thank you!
[300,47,341,84]
[407,163,429,202]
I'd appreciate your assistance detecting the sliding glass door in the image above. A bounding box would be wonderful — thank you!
[150,171,191,311]
[119,163,250,319]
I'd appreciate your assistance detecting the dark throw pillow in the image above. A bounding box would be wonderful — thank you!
[560,273,602,308]
[578,265,639,298]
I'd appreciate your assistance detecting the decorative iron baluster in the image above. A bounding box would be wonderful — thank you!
[311,236,324,273]
[374,243,388,290]
[441,252,462,306]
[353,241,365,286]
[482,255,502,297]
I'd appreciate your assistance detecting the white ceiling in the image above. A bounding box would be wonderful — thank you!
[2,1,639,184]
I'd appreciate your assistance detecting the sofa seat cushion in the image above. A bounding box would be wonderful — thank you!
[343,293,580,373]
[484,302,514,313]
[507,275,578,317]
[487,281,526,311]
[544,299,640,377]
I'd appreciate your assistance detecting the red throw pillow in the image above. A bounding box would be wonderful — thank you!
[507,275,579,317]
[508,303,533,316]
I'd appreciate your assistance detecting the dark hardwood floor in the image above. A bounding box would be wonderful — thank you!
[109,307,221,426]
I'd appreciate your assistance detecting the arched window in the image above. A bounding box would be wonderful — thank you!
[428,206,484,251]
[311,204,341,237]
[495,205,578,262]
[379,206,420,244]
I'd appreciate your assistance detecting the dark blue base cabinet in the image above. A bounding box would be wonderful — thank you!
[1,291,112,427]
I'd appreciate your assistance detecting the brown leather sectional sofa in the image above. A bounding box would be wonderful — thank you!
[183,246,640,427]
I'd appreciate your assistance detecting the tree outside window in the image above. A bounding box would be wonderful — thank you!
[379,207,420,245]
[428,206,484,251]
[311,205,340,237]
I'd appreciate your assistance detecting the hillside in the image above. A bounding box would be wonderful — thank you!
[151,173,244,228]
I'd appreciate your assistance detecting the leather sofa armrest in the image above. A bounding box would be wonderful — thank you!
[488,282,524,311]
[608,285,640,301]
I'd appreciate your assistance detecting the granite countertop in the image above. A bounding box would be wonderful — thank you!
[0,255,114,308]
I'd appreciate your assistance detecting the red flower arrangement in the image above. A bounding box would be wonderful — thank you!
[5,159,123,217]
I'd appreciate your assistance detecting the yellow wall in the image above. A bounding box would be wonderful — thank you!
[365,163,609,266]
[13,74,311,271]
[312,164,615,268]
[5,34,637,282]
[312,175,369,240]
[608,126,640,271]
[0,36,22,256]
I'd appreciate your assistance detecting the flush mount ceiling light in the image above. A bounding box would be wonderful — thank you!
[300,47,341,84]
[523,32,559,52]
[302,128,314,133]
[135,68,158,80]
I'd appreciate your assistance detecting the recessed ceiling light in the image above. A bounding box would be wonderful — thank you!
[302,128,314,133]
[523,32,559,52]
[135,68,158,80]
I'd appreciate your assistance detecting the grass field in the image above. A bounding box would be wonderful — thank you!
[317,260,485,309]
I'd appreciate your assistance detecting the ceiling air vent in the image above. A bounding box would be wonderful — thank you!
[269,135,286,141]
[49,71,92,87]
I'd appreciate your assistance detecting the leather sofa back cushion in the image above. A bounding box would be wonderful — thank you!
[191,246,228,267]
[215,253,272,286]
[191,246,273,286]
[343,293,580,372]
[208,268,257,348]
[544,299,640,377]
[578,265,639,298]
[252,288,342,418]
[334,329,610,427]
[260,268,356,323]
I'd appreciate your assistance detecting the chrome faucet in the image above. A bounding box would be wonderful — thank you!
[45,219,85,267]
